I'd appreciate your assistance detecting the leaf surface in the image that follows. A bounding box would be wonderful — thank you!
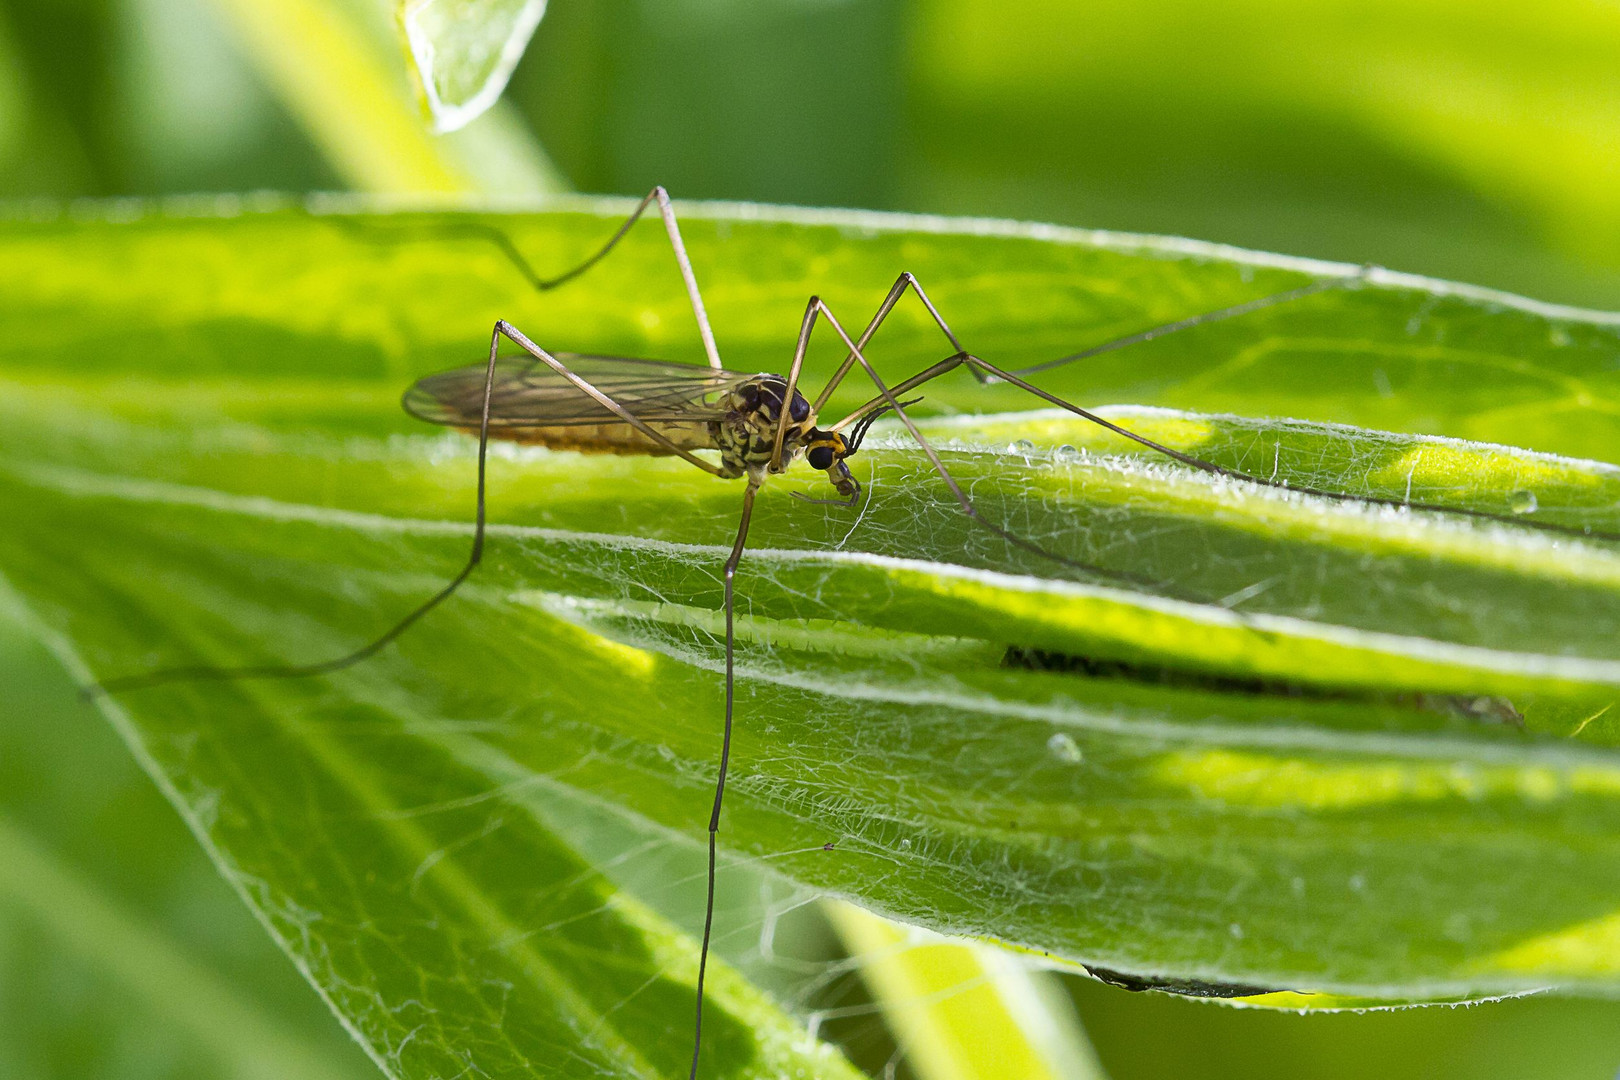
[5,199,1620,1076]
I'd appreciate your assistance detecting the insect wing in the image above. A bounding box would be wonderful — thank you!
[403,353,750,431]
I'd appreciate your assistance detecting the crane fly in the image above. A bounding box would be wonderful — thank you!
[85,187,1600,1080]
[402,353,868,500]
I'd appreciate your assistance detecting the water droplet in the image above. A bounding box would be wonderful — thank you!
[1052,444,1081,465]
[1046,732,1082,763]
[1007,439,1036,459]
[1509,490,1538,514]
[897,838,913,851]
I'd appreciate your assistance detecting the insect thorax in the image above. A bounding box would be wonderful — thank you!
[713,374,815,475]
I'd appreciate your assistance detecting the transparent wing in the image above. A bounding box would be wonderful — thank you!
[402,352,752,430]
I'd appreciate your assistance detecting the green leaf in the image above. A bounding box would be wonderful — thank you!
[5,197,1620,1076]
[0,599,374,1080]
[399,0,548,133]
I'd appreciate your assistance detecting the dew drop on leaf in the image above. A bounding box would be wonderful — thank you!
[1509,490,1538,514]
[1052,444,1081,465]
[1046,732,1082,763]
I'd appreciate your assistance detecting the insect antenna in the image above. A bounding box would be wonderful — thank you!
[846,396,923,453]
[787,397,925,506]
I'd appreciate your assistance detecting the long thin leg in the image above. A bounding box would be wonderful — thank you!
[492,320,728,475]
[86,323,730,698]
[336,186,725,370]
[798,299,1175,592]
[963,354,1620,541]
[1001,266,1372,380]
[822,276,1620,544]
[690,478,759,1080]
[84,326,504,697]
[806,267,1368,410]
[769,296,821,471]
[820,270,1332,435]
[534,186,723,369]
[809,272,963,414]
[826,345,1620,543]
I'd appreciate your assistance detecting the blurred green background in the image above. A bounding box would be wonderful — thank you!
[5,0,1620,1077]
[9,0,1620,307]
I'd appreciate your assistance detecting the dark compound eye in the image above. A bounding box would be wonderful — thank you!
[789,393,810,423]
[806,445,836,470]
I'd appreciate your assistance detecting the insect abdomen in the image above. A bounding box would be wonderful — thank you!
[475,421,719,457]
